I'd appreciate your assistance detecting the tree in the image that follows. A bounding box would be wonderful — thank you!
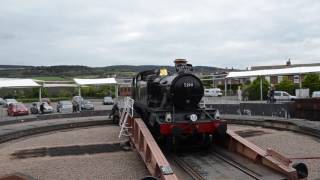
[201,76,213,88]
[275,77,297,95]
[58,89,72,98]
[302,73,320,95]
[246,76,270,100]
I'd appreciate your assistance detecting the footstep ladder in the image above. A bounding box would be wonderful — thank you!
[118,97,134,138]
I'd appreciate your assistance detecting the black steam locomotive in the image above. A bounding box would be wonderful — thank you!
[132,59,226,145]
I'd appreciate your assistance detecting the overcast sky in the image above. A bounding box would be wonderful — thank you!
[1,0,320,68]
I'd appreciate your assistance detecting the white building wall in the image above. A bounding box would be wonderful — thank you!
[265,76,270,82]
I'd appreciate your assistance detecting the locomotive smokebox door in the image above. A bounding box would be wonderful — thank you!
[171,73,204,110]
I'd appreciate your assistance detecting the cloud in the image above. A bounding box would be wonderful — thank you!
[0,0,320,68]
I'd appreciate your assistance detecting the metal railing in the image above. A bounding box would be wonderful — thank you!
[118,97,134,138]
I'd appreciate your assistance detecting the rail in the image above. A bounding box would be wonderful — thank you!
[171,155,205,180]
[211,150,263,179]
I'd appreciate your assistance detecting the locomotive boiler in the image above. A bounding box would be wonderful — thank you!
[132,59,226,146]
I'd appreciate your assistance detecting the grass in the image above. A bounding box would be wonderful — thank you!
[32,76,70,81]
[33,75,107,81]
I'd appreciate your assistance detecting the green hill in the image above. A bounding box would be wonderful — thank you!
[0,65,227,79]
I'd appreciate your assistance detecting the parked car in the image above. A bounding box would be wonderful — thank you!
[312,91,320,98]
[57,101,73,113]
[4,99,18,107]
[0,98,5,105]
[7,103,29,116]
[103,96,114,105]
[30,102,54,114]
[30,102,39,114]
[274,91,296,101]
[204,88,223,97]
[41,98,51,105]
[81,100,94,110]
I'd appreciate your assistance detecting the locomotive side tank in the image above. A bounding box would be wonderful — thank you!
[132,59,226,146]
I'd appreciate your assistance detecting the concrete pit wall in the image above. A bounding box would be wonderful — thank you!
[207,101,320,121]
[207,103,292,119]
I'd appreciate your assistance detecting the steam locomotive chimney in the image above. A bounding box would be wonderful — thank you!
[174,58,188,66]
[174,58,192,73]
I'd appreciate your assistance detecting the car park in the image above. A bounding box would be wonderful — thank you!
[0,98,5,105]
[204,88,223,97]
[274,91,296,101]
[57,101,73,113]
[103,96,114,105]
[30,102,39,114]
[81,100,94,110]
[72,96,84,111]
[4,99,18,107]
[7,103,29,116]
[312,91,320,98]
[72,96,83,104]
[41,98,52,105]
[30,102,54,114]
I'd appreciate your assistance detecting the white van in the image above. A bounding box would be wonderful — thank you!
[312,91,320,98]
[204,88,223,97]
[274,91,296,101]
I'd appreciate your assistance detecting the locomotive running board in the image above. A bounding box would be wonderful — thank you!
[128,117,178,180]
[222,129,299,180]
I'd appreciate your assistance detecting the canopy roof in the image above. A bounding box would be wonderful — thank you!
[226,66,320,78]
[0,78,40,88]
[74,78,117,86]
[43,83,78,88]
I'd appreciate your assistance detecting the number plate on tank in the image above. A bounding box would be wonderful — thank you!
[183,82,194,87]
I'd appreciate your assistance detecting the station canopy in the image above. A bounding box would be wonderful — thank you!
[226,66,320,78]
[74,78,117,86]
[0,78,40,88]
[43,83,78,88]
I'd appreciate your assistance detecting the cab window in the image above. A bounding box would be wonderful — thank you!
[274,92,281,96]
[283,92,289,96]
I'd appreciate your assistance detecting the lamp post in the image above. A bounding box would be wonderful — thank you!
[224,78,227,96]
[260,76,263,101]
[39,87,42,102]
[78,86,81,97]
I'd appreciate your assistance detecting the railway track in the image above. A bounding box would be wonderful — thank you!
[170,148,281,180]
[170,154,205,180]
[210,149,262,180]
